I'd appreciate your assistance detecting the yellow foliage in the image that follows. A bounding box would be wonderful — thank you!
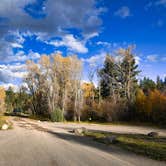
[39,55,50,67]
[135,89,146,113]
[135,89,166,121]
[0,87,6,112]
[0,87,6,101]
[26,60,40,74]
[82,82,94,98]
[148,89,166,112]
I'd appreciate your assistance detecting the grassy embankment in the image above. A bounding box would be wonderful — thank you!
[0,116,12,129]
[84,131,166,161]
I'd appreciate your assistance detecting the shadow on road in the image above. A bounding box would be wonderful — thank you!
[47,130,129,157]
[16,118,126,156]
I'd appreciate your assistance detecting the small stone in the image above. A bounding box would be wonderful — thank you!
[147,132,159,137]
[1,124,9,130]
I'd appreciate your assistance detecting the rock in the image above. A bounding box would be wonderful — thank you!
[1,124,9,130]
[81,127,88,133]
[147,132,159,137]
[73,128,84,136]
[104,135,118,144]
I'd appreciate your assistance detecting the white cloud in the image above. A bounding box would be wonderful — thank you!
[15,50,40,62]
[84,32,99,40]
[3,50,41,63]
[9,31,25,44]
[0,0,104,62]
[11,43,23,48]
[50,34,88,53]
[49,41,64,47]
[0,0,103,38]
[82,52,106,67]
[0,40,14,62]
[0,63,27,83]
[146,54,166,62]
[28,50,41,59]
[114,6,131,18]
[0,83,19,92]
[135,56,141,65]
[0,0,106,86]
[96,41,111,47]
[147,54,158,62]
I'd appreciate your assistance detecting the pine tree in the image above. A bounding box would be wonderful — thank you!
[99,46,140,103]
[156,76,162,90]
[140,77,156,95]
[119,46,140,102]
[99,54,122,100]
[99,55,113,98]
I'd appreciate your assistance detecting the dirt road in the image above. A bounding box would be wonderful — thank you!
[0,117,165,166]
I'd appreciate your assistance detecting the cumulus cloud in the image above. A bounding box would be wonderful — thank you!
[1,49,41,63]
[49,34,88,53]
[96,41,111,47]
[147,54,158,62]
[134,56,141,65]
[84,32,99,41]
[146,54,166,62]
[0,63,27,83]
[82,52,106,67]
[0,0,104,62]
[0,0,106,86]
[11,43,23,48]
[0,48,56,84]
[0,39,14,62]
[114,6,131,18]
[0,0,103,38]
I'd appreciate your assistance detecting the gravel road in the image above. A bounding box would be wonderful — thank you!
[0,117,165,166]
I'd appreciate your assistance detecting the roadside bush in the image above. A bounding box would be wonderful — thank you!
[100,100,128,122]
[81,100,128,122]
[134,89,166,125]
[51,108,64,122]
[81,103,106,122]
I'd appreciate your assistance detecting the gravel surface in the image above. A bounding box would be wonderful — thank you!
[0,117,165,166]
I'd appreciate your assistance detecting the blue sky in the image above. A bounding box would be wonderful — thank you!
[0,0,166,89]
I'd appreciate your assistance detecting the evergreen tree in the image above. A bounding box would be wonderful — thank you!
[99,46,140,103]
[119,46,140,102]
[99,54,122,100]
[140,77,156,95]
[5,87,15,112]
[156,75,163,90]
[99,55,113,98]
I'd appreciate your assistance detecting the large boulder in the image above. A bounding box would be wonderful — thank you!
[73,127,88,136]
[147,132,159,137]
[1,124,9,130]
[81,127,88,133]
[73,128,84,136]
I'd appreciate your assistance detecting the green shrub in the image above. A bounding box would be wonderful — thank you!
[51,108,64,122]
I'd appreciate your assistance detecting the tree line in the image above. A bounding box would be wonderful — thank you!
[3,46,166,125]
